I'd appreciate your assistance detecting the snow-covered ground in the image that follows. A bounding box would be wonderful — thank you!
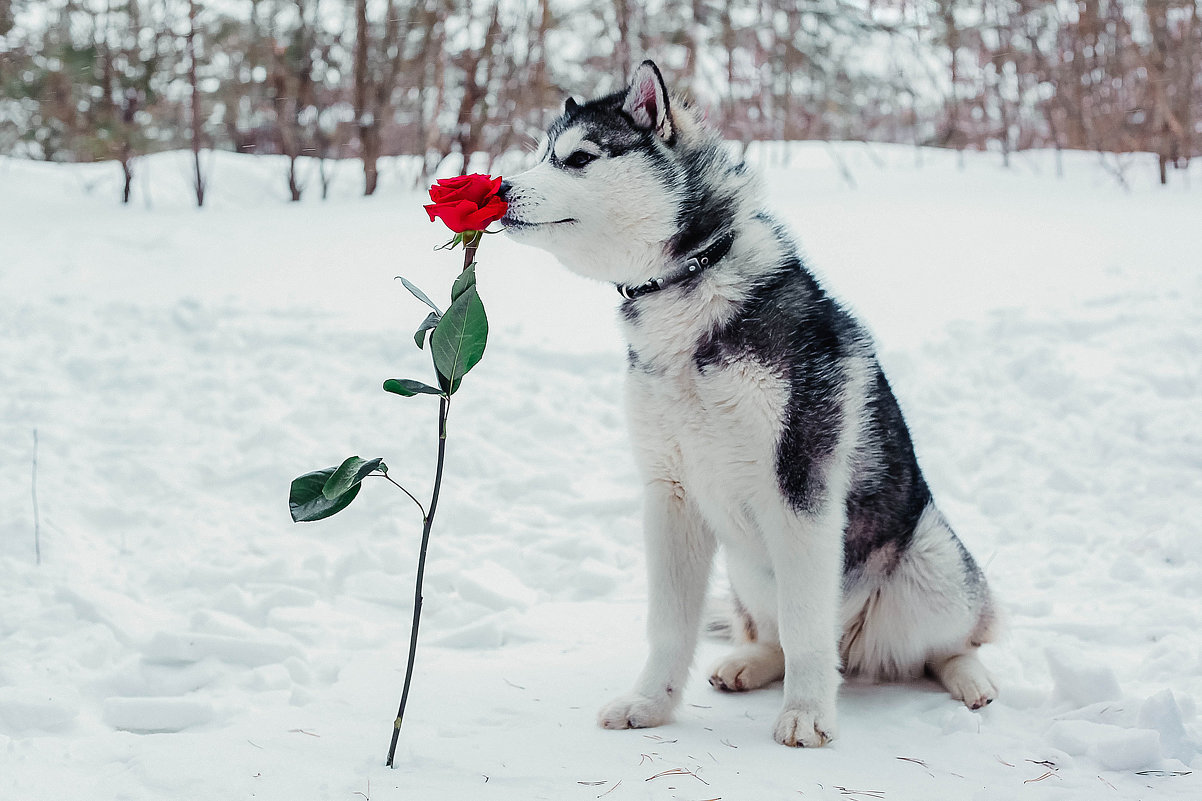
[1,145,1200,800]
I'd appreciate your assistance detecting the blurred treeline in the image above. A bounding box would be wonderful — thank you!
[0,0,1198,203]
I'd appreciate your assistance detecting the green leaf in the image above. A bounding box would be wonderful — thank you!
[383,378,444,397]
[436,370,462,396]
[413,311,440,349]
[290,467,363,522]
[322,456,387,501]
[430,285,488,395]
[451,264,477,303]
[397,276,442,315]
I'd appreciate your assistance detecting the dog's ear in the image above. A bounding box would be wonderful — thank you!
[565,97,579,114]
[622,60,673,142]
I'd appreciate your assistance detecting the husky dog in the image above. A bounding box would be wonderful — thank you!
[499,61,997,747]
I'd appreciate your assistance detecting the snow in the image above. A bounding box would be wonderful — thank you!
[2,144,1201,800]
[1045,647,1124,708]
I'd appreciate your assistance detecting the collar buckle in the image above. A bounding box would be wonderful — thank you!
[616,231,734,301]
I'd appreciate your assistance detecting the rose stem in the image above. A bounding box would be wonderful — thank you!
[385,228,478,766]
[386,394,450,767]
[463,231,479,271]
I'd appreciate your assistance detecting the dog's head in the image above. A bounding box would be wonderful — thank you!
[501,61,725,286]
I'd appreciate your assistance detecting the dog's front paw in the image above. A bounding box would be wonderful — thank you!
[773,702,837,748]
[598,693,673,730]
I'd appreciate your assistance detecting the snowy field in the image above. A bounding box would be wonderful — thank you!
[1,144,1200,801]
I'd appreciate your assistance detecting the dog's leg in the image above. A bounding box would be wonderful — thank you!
[849,503,999,708]
[762,506,844,748]
[709,550,786,691]
[928,650,997,710]
[598,480,716,730]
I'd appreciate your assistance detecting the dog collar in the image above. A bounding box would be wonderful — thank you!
[616,231,736,300]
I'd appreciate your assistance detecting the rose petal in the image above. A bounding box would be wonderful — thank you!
[430,175,479,201]
[431,174,503,203]
[430,187,465,203]
[427,175,506,233]
[426,199,483,232]
[462,196,508,230]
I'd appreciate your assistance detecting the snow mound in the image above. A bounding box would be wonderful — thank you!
[102,697,216,733]
[1046,646,1123,708]
[0,686,80,732]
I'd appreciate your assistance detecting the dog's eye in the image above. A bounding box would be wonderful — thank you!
[563,151,598,169]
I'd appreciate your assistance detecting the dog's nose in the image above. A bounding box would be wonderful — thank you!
[497,179,512,199]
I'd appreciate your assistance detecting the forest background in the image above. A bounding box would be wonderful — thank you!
[0,0,1199,203]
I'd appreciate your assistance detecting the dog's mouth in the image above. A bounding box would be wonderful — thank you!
[502,215,577,230]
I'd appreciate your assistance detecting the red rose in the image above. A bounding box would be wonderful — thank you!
[424,174,508,233]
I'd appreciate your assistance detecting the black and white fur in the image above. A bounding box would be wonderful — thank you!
[500,61,998,747]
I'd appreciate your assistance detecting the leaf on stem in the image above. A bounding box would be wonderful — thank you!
[396,276,442,315]
[290,467,362,522]
[322,456,388,501]
[383,378,444,397]
[436,369,462,396]
[413,312,440,349]
[430,285,488,395]
[450,264,477,302]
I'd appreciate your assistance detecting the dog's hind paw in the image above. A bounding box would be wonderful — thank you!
[598,693,673,730]
[709,644,786,692]
[773,703,837,748]
[929,651,998,711]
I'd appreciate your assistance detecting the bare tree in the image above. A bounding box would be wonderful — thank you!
[187,0,207,206]
[449,2,502,174]
[7,0,1201,190]
[352,0,378,193]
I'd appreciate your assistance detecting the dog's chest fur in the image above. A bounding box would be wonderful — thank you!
[622,286,792,548]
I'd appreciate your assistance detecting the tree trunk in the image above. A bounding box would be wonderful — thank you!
[187,0,205,207]
[452,3,500,174]
[939,0,964,157]
[353,0,379,195]
[288,155,302,201]
[1183,2,1199,166]
[422,14,448,181]
[614,0,631,78]
[121,146,133,204]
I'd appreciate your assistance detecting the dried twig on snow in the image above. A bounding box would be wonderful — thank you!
[645,767,710,786]
[596,779,622,798]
